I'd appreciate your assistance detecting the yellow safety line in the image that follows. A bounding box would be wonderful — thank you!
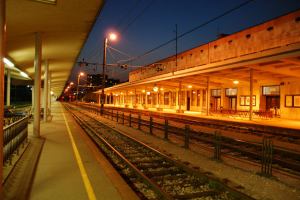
[62,110,97,200]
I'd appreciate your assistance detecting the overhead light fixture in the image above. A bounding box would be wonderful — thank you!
[31,0,57,5]
[3,58,14,68]
[20,71,29,78]
[146,91,151,95]
[142,89,146,93]
[233,80,239,85]
[129,91,133,94]
[188,85,192,89]
[160,88,164,91]
[153,86,158,92]
[51,91,54,95]
[108,33,117,41]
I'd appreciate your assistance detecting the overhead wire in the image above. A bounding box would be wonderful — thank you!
[81,0,149,65]
[107,46,132,58]
[121,0,157,34]
[116,0,141,29]
[123,0,255,64]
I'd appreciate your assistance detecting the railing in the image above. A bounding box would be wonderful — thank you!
[3,116,29,164]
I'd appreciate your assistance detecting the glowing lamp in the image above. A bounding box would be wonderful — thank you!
[233,80,239,85]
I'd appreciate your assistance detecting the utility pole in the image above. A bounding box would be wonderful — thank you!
[175,24,178,71]
[101,38,108,115]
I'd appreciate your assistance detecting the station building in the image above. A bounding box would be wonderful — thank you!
[98,10,300,120]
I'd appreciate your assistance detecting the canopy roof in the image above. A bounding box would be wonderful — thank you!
[6,0,104,95]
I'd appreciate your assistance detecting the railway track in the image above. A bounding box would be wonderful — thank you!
[83,103,300,144]
[65,104,254,200]
[79,103,300,176]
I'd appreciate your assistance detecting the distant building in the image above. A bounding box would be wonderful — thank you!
[86,74,120,88]
[86,74,106,87]
[106,78,120,87]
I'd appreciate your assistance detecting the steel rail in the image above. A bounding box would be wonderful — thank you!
[65,104,255,200]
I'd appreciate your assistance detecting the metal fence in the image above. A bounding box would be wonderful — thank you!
[77,104,299,177]
[3,116,29,164]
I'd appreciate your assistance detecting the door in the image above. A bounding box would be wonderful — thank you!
[229,97,237,110]
[213,97,221,111]
[186,91,191,111]
[266,96,280,109]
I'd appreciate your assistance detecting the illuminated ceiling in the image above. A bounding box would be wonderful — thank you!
[6,0,105,96]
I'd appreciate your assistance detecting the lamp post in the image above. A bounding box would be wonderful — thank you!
[101,32,117,115]
[77,72,84,102]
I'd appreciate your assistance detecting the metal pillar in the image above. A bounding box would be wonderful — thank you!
[134,89,137,106]
[176,89,179,108]
[249,68,253,120]
[0,0,6,193]
[125,90,128,106]
[33,32,42,137]
[100,38,108,115]
[178,81,182,112]
[48,71,51,115]
[123,93,125,105]
[206,77,210,116]
[169,91,172,108]
[6,69,10,106]
[43,60,48,122]
[110,93,113,104]
[199,89,203,113]
[145,91,148,107]
[156,91,159,107]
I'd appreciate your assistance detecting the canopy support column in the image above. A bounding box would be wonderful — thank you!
[249,68,253,120]
[206,77,210,116]
[6,69,10,106]
[33,32,42,137]
[43,60,49,122]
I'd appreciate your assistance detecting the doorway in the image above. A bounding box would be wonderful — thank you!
[266,96,280,116]
[213,97,221,111]
[186,91,191,111]
[229,97,237,110]
[266,96,280,109]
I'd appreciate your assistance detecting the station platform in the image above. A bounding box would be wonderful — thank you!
[103,104,300,130]
[3,102,138,200]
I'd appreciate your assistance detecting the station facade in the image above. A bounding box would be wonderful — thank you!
[98,10,300,120]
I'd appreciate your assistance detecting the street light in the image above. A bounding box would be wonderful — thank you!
[101,32,118,115]
[77,72,84,102]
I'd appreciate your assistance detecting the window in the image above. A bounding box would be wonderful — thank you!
[262,85,280,95]
[240,95,256,106]
[285,95,300,108]
[226,88,237,96]
[211,89,221,97]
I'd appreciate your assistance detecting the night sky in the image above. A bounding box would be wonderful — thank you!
[69,0,300,83]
